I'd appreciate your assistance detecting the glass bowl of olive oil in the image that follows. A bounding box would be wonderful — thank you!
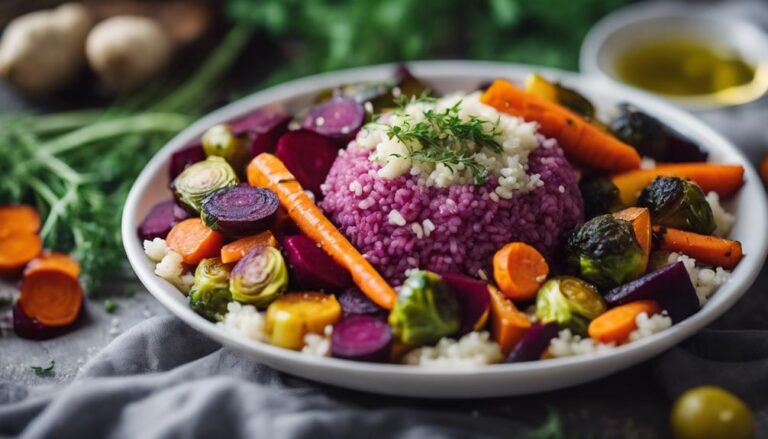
[581,3,768,109]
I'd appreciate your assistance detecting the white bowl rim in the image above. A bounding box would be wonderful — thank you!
[122,60,768,392]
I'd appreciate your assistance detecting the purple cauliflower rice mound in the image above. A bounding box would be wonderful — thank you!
[320,137,584,285]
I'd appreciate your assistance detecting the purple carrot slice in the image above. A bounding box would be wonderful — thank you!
[301,97,365,144]
[275,129,339,195]
[138,200,183,240]
[338,287,386,319]
[200,185,279,236]
[283,235,353,292]
[169,143,206,181]
[440,272,491,335]
[331,314,393,362]
[229,107,291,157]
[506,322,559,363]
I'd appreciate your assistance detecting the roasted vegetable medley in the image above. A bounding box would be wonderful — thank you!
[140,67,745,366]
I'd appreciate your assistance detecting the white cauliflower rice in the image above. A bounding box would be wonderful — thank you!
[667,252,731,305]
[143,238,193,292]
[402,331,503,368]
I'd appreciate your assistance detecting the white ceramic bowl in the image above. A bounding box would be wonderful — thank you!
[123,61,768,398]
[580,2,768,110]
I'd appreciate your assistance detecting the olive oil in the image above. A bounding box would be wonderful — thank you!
[614,40,755,96]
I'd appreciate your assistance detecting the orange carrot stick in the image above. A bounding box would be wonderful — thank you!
[0,205,41,237]
[166,218,224,265]
[493,242,549,301]
[221,231,278,264]
[614,207,651,273]
[18,268,83,326]
[588,300,660,344]
[25,252,80,279]
[480,79,641,172]
[488,285,532,355]
[0,232,43,276]
[611,163,745,206]
[653,226,743,269]
[247,153,397,310]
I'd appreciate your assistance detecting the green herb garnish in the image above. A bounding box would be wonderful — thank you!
[384,98,503,184]
[104,299,118,314]
[30,360,55,377]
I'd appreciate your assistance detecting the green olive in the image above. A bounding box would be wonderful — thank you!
[670,386,755,439]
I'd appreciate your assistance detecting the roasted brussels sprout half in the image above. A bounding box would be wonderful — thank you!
[171,156,238,214]
[579,176,621,219]
[638,177,715,234]
[189,258,232,321]
[201,124,250,171]
[536,276,606,335]
[564,214,645,288]
[230,245,288,308]
[388,270,460,346]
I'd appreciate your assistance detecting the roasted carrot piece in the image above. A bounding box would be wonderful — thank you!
[613,207,651,273]
[24,252,80,279]
[18,269,83,326]
[488,285,532,355]
[493,242,549,301]
[654,226,743,269]
[760,154,768,189]
[220,231,278,264]
[0,232,43,276]
[611,163,745,206]
[480,79,641,172]
[0,205,41,237]
[588,300,660,344]
[166,218,225,265]
[248,153,397,310]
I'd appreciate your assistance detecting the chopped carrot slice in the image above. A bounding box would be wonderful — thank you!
[220,231,278,264]
[588,300,660,344]
[18,269,83,327]
[654,226,743,269]
[488,286,532,355]
[0,205,41,237]
[493,242,549,301]
[0,232,42,276]
[25,251,80,279]
[613,207,651,273]
[166,218,224,265]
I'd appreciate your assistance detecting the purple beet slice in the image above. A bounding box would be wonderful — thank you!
[13,302,71,340]
[138,200,182,240]
[440,272,491,335]
[200,185,279,236]
[169,143,206,181]
[229,107,291,157]
[506,322,559,363]
[338,287,386,319]
[283,235,352,292]
[603,261,699,323]
[331,314,392,362]
[275,129,339,195]
[301,97,365,145]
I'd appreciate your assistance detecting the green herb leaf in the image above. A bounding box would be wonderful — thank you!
[30,360,55,377]
[104,299,118,314]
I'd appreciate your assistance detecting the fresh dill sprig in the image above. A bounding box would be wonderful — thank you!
[30,360,55,377]
[385,97,502,184]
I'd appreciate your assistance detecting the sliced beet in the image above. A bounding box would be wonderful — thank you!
[169,143,206,181]
[603,261,699,322]
[440,272,491,335]
[13,302,73,340]
[338,287,386,319]
[506,322,559,363]
[200,185,278,236]
[138,200,182,240]
[229,107,291,157]
[301,97,365,145]
[283,235,352,292]
[331,314,392,362]
[275,129,339,195]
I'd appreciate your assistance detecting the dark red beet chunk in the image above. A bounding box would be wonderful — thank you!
[169,143,206,181]
[603,261,699,323]
[283,235,352,292]
[229,107,291,157]
[13,302,73,340]
[331,314,392,362]
[440,272,491,335]
[338,288,386,319]
[275,129,339,195]
[301,97,365,145]
[201,185,278,236]
[506,322,559,363]
[138,200,184,240]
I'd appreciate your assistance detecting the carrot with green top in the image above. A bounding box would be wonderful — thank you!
[588,300,661,344]
[480,79,641,172]
[612,163,744,206]
[221,231,278,264]
[166,218,224,265]
[493,242,549,301]
[654,226,743,269]
[247,153,397,310]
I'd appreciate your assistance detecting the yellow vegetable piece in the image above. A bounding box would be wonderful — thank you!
[525,73,558,102]
[264,292,341,350]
